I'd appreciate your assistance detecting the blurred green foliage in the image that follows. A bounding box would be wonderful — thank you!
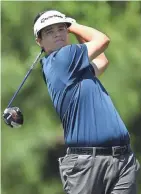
[1,1,141,194]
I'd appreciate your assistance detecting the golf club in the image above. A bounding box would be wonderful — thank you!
[7,48,44,108]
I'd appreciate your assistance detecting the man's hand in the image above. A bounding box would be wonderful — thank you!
[65,17,76,32]
[3,107,24,128]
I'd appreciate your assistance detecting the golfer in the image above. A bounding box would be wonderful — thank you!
[33,10,140,194]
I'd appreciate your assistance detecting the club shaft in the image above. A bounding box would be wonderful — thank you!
[7,49,43,108]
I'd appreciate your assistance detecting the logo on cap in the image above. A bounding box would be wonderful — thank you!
[41,15,64,23]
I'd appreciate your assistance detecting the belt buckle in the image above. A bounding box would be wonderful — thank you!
[112,146,121,156]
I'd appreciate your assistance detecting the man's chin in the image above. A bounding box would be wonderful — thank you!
[54,43,67,50]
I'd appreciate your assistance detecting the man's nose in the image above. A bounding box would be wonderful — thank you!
[54,30,61,37]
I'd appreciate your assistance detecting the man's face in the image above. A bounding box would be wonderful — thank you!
[36,23,69,53]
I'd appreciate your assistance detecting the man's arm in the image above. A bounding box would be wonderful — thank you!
[69,23,110,64]
[75,34,109,77]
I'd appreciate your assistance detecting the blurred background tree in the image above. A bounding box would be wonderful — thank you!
[1,1,141,194]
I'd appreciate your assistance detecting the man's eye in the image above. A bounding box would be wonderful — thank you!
[46,30,53,34]
[59,28,64,31]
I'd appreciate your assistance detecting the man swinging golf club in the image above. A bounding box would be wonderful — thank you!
[3,10,140,194]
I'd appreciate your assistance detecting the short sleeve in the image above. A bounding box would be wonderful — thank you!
[51,44,91,83]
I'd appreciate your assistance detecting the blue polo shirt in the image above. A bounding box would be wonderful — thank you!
[41,44,130,147]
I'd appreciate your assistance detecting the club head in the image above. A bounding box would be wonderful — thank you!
[3,107,24,128]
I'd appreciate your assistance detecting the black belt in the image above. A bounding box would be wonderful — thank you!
[67,145,131,157]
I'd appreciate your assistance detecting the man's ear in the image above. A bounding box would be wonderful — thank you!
[36,37,43,47]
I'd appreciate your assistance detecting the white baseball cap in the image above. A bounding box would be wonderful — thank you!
[33,10,72,37]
